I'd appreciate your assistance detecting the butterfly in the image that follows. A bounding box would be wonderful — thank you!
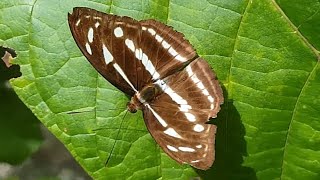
[68,7,223,170]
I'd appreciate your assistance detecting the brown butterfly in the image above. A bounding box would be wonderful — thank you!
[68,7,223,170]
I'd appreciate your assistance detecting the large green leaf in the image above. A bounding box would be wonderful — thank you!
[1,0,319,179]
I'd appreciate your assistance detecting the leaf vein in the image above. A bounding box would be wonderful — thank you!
[280,58,319,178]
[271,0,320,61]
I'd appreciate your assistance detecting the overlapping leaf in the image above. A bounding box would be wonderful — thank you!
[0,47,42,165]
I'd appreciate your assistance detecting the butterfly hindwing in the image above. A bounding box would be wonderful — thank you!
[142,58,223,169]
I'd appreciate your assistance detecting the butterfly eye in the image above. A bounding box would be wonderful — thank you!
[130,109,137,113]
[126,102,137,113]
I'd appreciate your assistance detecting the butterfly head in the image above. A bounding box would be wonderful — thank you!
[126,101,139,113]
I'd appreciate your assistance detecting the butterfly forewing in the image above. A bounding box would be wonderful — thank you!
[140,20,197,79]
[68,8,147,95]
[68,8,196,93]
[68,7,223,170]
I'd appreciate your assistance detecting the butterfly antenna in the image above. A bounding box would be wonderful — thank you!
[105,109,129,166]
[66,108,125,115]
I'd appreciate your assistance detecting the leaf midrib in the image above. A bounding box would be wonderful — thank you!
[271,0,320,178]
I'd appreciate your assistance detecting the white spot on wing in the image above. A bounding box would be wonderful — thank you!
[185,112,196,122]
[186,66,192,75]
[103,44,113,64]
[76,19,81,26]
[113,63,137,92]
[135,49,140,60]
[204,145,208,152]
[145,104,168,127]
[88,28,94,43]
[179,104,191,112]
[138,49,143,60]
[164,128,182,139]
[139,51,160,80]
[197,82,205,90]
[167,145,178,152]
[194,124,205,132]
[114,27,124,37]
[146,63,155,76]
[196,145,202,148]
[191,160,200,163]
[178,147,195,152]
[95,22,100,28]
[191,76,200,83]
[148,28,156,36]
[208,96,214,103]
[168,47,178,56]
[142,26,147,31]
[125,39,135,52]
[162,40,170,49]
[175,55,187,62]
[203,89,209,96]
[155,35,163,42]
[142,53,148,65]
[85,43,92,55]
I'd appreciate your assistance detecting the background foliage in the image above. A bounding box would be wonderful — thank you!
[0,0,319,179]
[0,47,43,165]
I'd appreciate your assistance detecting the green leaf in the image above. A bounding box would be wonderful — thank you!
[276,0,320,50]
[1,0,319,179]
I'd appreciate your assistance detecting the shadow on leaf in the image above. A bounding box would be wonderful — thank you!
[198,86,257,180]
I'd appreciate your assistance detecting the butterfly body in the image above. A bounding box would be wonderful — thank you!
[68,7,223,170]
[128,83,161,113]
